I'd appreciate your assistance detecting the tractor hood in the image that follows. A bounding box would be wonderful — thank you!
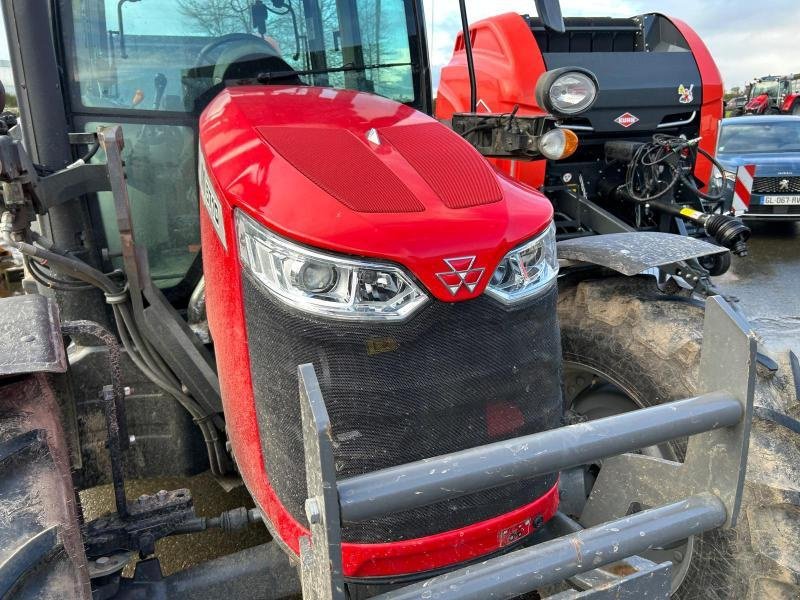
[746,94,769,111]
[199,85,553,301]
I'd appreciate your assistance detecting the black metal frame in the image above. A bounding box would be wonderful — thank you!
[296,295,755,599]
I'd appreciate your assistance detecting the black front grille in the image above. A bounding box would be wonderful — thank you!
[751,176,800,194]
[242,274,563,544]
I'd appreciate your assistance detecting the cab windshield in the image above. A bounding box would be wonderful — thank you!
[69,0,420,111]
[61,0,423,290]
[751,81,779,99]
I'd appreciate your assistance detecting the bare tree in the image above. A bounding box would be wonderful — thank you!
[177,0,252,36]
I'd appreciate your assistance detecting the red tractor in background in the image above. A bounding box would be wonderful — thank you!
[0,1,798,599]
[779,74,800,115]
[744,74,800,115]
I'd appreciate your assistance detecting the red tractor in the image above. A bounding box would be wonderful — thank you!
[779,74,800,115]
[0,1,797,599]
[744,74,800,115]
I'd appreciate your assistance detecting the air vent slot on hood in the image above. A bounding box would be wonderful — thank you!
[379,123,502,209]
[257,126,425,213]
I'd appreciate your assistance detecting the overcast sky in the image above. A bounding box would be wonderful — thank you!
[423,0,800,91]
[0,2,796,93]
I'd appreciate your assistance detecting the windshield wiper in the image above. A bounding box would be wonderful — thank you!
[256,61,412,83]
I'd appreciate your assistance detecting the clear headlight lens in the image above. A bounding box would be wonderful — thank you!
[549,71,597,115]
[236,210,427,321]
[486,223,558,304]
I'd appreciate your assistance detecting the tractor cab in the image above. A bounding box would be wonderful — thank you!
[52,0,428,293]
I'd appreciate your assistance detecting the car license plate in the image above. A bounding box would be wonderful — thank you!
[762,195,800,205]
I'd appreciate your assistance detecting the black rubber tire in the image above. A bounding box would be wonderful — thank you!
[557,276,800,600]
[792,102,800,116]
[0,374,91,600]
[697,250,732,277]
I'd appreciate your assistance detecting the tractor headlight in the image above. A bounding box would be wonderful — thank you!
[486,223,558,304]
[236,210,427,321]
[535,68,598,117]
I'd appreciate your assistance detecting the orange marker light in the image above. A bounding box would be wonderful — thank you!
[537,128,579,160]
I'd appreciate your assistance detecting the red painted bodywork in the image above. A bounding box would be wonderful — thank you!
[745,94,769,115]
[670,16,724,187]
[436,12,723,189]
[781,93,800,113]
[199,85,557,577]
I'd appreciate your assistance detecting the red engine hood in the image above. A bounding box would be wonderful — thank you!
[199,86,553,302]
[746,94,768,110]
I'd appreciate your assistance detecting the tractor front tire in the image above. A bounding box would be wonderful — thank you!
[558,276,800,600]
[0,374,91,600]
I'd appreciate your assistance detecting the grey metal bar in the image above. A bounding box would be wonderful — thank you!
[338,392,741,522]
[298,364,346,600]
[547,513,664,594]
[372,494,726,600]
[548,562,671,599]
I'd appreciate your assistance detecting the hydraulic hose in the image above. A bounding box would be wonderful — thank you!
[607,135,728,204]
[2,212,229,476]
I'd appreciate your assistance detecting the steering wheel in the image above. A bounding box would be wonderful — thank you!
[184,32,303,114]
[194,33,278,70]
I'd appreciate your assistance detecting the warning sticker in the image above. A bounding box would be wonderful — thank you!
[679,207,703,220]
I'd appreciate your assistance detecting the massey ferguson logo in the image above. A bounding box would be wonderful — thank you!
[614,112,640,128]
[436,256,484,296]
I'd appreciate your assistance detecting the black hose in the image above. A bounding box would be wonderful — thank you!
[14,240,120,293]
[24,256,95,291]
[458,0,477,113]
[621,135,726,203]
[679,146,728,202]
[3,218,228,476]
[80,142,101,164]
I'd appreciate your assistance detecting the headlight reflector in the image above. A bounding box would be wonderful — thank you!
[236,210,427,320]
[486,223,558,304]
[549,71,597,114]
[535,68,599,117]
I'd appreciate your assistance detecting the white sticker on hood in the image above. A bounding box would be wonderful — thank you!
[199,153,227,249]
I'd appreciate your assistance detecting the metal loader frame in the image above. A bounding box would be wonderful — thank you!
[296,295,756,599]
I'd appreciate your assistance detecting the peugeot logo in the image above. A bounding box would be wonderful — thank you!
[779,179,790,191]
[436,256,484,295]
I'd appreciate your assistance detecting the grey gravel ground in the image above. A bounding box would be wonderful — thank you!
[80,220,799,577]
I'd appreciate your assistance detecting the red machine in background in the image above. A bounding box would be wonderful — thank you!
[437,12,723,190]
[744,74,800,115]
[780,74,800,115]
[435,12,749,279]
